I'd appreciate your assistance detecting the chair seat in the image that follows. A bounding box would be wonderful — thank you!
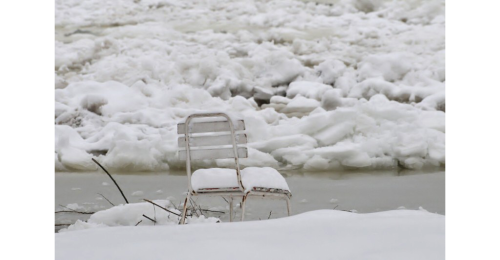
[191,167,291,194]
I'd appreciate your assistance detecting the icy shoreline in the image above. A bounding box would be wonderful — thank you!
[55,0,445,172]
[55,170,445,229]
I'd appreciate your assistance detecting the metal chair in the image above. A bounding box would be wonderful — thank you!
[177,112,291,224]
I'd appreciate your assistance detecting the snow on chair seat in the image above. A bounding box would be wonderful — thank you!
[192,167,291,197]
[191,168,240,192]
[241,167,290,194]
[178,112,292,224]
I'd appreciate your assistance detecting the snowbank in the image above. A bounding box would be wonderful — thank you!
[55,0,445,171]
[59,200,218,232]
[56,209,444,260]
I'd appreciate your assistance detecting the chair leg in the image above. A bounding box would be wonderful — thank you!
[241,194,249,221]
[285,196,291,216]
[180,192,191,225]
[229,197,234,222]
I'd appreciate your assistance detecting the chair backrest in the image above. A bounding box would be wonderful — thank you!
[177,112,248,192]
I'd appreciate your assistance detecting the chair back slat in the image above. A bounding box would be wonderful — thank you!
[177,120,245,134]
[177,112,246,194]
[178,133,247,148]
[179,147,248,160]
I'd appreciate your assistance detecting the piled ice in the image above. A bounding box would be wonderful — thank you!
[55,0,445,171]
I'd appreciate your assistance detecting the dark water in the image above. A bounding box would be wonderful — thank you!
[55,169,445,231]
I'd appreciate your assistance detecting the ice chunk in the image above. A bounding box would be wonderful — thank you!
[315,59,346,85]
[217,147,279,168]
[54,0,445,172]
[131,191,144,197]
[358,53,415,82]
[287,81,333,101]
[321,89,343,111]
[304,155,329,171]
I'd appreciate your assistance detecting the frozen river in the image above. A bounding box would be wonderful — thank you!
[55,169,444,231]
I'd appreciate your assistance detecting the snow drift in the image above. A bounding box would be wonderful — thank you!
[55,0,445,171]
[58,200,218,232]
[56,209,444,260]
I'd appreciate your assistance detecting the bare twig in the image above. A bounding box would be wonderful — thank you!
[57,205,95,214]
[198,205,206,217]
[153,205,156,226]
[55,210,95,214]
[196,205,204,216]
[55,223,71,226]
[268,211,272,219]
[92,158,129,204]
[171,201,178,211]
[58,204,75,211]
[97,193,115,206]
[333,205,338,210]
[221,197,229,204]
[189,197,204,217]
[200,209,225,214]
[189,198,200,217]
[135,220,142,226]
[142,214,156,223]
[143,199,181,217]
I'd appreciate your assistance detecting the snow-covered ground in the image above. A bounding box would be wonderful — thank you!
[58,200,219,231]
[56,208,444,260]
[55,0,445,172]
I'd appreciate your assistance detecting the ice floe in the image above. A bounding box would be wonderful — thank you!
[55,0,445,172]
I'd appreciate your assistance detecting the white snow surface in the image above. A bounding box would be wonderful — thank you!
[192,168,240,190]
[191,167,290,192]
[241,166,290,192]
[56,209,444,260]
[55,0,445,171]
[59,200,219,233]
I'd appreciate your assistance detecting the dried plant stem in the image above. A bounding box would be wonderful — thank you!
[58,204,95,214]
[142,214,156,223]
[189,198,200,217]
[55,210,95,214]
[92,158,129,204]
[200,209,225,214]
[143,199,181,217]
[97,193,115,206]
